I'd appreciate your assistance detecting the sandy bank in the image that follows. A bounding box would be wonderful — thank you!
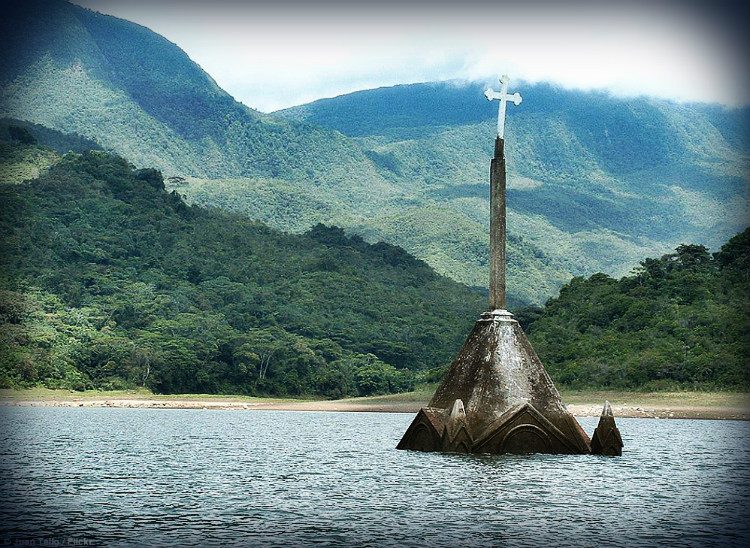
[1,391,748,420]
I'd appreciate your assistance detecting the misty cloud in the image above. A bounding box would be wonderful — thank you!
[72,0,749,112]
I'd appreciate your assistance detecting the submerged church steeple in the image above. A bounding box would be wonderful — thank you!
[397,76,622,456]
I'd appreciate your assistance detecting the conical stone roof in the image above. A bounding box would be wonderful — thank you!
[397,310,591,454]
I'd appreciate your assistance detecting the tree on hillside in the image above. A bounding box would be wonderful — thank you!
[7,125,36,145]
[523,231,750,390]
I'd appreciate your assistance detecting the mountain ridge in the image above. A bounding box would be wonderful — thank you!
[0,143,485,394]
[271,80,748,301]
[0,0,391,195]
[2,0,747,304]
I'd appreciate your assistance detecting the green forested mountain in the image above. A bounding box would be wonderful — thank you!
[0,139,746,393]
[521,230,750,390]
[2,0,747,306]
[0,146,485,395]
[276,82,749,302]
[0,0,393,206]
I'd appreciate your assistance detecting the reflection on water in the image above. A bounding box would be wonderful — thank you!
[0,408,748,547]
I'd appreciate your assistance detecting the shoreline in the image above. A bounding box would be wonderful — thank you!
[1,389,748,420]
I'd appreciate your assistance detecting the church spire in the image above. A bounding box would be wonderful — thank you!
[397,75,622,456]
[485,75,522,310]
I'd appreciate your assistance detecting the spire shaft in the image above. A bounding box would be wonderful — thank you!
[490,137,506,310]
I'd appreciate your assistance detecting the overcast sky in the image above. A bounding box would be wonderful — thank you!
[73,0,749,113]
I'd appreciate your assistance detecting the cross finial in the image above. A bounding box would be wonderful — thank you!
[485,75,522,139]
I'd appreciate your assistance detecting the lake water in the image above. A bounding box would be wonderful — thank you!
[1,408,749,547]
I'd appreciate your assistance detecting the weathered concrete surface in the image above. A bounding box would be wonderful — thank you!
[397,310,592,454]
[591,401,624,456]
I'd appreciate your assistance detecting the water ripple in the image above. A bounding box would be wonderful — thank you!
[0,409,748,547]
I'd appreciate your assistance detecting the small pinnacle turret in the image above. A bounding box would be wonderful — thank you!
[591,401,624,456]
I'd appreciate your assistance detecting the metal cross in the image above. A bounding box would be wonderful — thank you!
[484,75,522,139]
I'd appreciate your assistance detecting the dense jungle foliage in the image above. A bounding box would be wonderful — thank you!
[0,149,485,396]
[522,230,750,390]
[0,142,747,394]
